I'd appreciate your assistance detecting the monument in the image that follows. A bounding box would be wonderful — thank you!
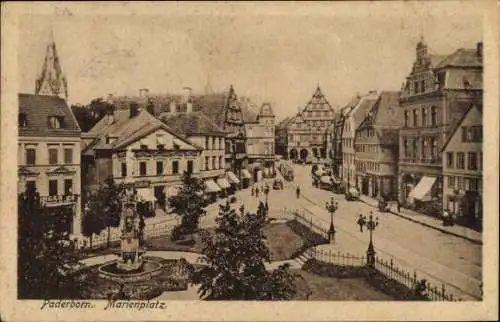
[117,195,145,271]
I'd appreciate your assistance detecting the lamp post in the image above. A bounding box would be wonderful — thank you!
[364,212,379,268]
[325,197,339,244]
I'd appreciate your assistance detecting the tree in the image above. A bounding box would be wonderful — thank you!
[193,201,300,300]
[170,171,206,238]
[81,191,106,249]
[71,98,114,132]
[83,177,124,247]
[18,186,86,299]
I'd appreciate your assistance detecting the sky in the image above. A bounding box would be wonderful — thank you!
[17,3,482,121]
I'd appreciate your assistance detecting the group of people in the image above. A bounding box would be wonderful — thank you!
[250,183,270,197]
[442,209,456,226]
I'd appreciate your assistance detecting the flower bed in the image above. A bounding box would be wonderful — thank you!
[285,220,329,258]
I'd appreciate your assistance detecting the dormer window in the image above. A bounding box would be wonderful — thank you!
[140,144,148,150]
[19,113,28,128]
[157,144,165,151]
[48,116,63,129]
[173,143,180,150]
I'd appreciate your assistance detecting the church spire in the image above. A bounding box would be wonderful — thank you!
[35,28,68,100]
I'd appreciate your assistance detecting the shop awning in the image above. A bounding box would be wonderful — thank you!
[226,171,240,184]
[217,178,231,189]
[409,176,436,201]
[165,186,180,196]
[241,169,252,179]
[320,176,332,184]
[137,188,156,202]
[205,180,221,193]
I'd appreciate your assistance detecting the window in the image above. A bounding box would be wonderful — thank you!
[479,152,483,170]
[456,152,465,169]
[412,140,417,159]
[48,148,58,165]
[49,179,58,196]
[26,148,36,165]
[48,116,63,129]
[212,156,216,169]
[157,144,165,151]
[25,180,36,193]
[446,152,454,168]
[437,73,445,89]
[219,156,223,169]
[172,161,179,174]
[64,148,73,164]
[469,178,479,191]
[19,113,27,127]
[156,161,163,175]
[64,179,73,195]
[121,162,127,177]
[219,138,223,150]
[447,176,456,188]
[420,80,425,93]
[457,176,464,190]
[421,139,427,159]
[187,160,193,174]
[413,110,419,127]
[139,161,147,176]
[404,111,409,127]
[414,81,420,94]
[205,156,209,170]
[468,152,477,170]
[431,139,438,159]
[431,106,437,126]
[422,108,427,126]
[403,139,409,157]
[140,144,148,150]
[461,127,467,142]
[173,143,180,150]
[212,137,216,149]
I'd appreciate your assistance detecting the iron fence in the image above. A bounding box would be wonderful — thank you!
[305,247,366,267]
[272,207,329,239]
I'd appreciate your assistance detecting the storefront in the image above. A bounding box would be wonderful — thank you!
[216,177,232,196]
[41,194,78,235]
[205,179,221,203]
[241,169,252,188]
[226,171,241,191]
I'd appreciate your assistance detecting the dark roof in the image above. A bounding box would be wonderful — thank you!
[441,103,482,152]
[160,112,225,136]
[350,96,378,128]
[193,93,228,129]
[239,97,260,123]
[85,109,197,151]
[435,48,482,69]
[18,93,81,137]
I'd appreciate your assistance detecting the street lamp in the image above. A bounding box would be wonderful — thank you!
[364,212,379,268]
[325,197,339,244]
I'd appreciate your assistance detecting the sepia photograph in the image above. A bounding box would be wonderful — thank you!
[1,1,498,321]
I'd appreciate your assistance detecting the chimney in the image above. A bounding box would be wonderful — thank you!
[139,88,150,98]
[129,102,140,118]
[182,87,192,103]
[477,42,483,58]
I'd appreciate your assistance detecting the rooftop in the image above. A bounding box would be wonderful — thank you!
[160,112,225,136]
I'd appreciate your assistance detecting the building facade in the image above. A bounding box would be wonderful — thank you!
[275,117,293,159]
[18,94,82,235]
[342,92,378,188]
[82,107,201,211]
[354,91,400,200]
[398,38,483,215]
[441,104,482,229]
[244,103,276,180]
[286,86,335,161]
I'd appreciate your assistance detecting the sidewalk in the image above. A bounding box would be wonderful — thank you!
[358,195,482,245]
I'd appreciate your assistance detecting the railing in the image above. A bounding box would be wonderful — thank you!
[272,207,329,239]
[305,247,366,267]
[374,256,461,301]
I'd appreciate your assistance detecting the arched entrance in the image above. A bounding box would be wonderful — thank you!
[289,148,298,160]
[299,149,308,160]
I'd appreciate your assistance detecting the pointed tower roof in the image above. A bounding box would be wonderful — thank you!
[35,29,68,100]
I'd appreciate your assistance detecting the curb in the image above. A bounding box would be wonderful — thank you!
[358,199,482,245]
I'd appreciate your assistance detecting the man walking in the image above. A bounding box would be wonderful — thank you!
[255,186,259,197]
[357,214,366,232]
[251,186,254,196]
[396,200,401,213]
[296,186,300,199]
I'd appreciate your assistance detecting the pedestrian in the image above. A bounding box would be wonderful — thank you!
[396,200,401,213]
[251,186,254,196]
[357,214,365,232]
[442,208,450,226]
[255,187,259,197]
[296,186,300,199]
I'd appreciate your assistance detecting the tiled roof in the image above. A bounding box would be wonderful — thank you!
[18,93,80,137]
[112,95,203,116]
[86,108,197,151]
[445,69,482,90]
[435,48,482,69]
[193,93,228,129]
[350,96,378,129]
[160,112,225,136]
[239,97,260,123]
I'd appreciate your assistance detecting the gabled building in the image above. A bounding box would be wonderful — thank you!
[275,116,294,159]
[342,91,379,188]
[354,91,401,200]
[398,38,483,214]
[441,103,482,229]
[18,93,82,235]
[82,105,201,211]
[286,86,336,162]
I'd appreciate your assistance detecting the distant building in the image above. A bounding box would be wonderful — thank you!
[18,93,82,235]
[286,86,336,162]
[398,38,483,214]
[441,103,482,229]
[242,102,276,180]
[342,92,379,188]
[35,30,68,101]
[275,116,294,159]
[82,105,201,211]
[354,91,400,200]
